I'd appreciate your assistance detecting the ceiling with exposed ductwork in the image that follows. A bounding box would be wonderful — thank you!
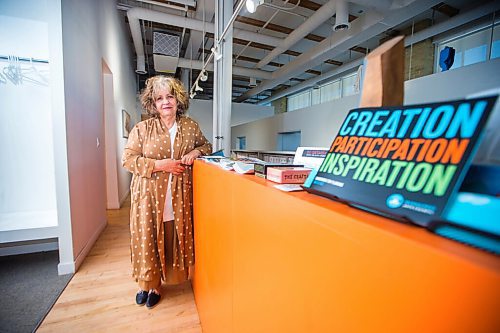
[117,0,498,104]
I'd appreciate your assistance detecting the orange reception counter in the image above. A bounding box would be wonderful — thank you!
[192,160,500,333]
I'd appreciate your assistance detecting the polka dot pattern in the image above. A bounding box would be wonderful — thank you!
[122,116,212,283]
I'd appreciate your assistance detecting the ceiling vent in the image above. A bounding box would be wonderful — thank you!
[153,32,180,74]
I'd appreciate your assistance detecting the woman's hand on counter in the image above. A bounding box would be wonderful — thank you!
[153,159,186,175]
[181,149,202,166]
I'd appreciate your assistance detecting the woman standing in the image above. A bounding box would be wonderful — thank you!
[122,76,212,309]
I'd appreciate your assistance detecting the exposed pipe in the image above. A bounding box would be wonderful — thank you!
[127,7,283,74]
[184,0,215,93]
[177,58,272,79]
[351,0,425,11]
[405,0,500,45]
[235,10,386,102]
[256,0,338,69]
[235,0,443,102]
[147,0,196,7]
[260,2,307,20]
[135,0,189,12]
[218,0,246,45]
[259,0,500,105]
[246,0,397,82]
[128,9,147,74]
[235,0,293,64]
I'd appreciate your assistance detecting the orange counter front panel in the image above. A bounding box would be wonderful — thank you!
[192,161,500,333]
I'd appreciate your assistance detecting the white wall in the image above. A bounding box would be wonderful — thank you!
[188,99,274,145]
[49,0,73,272]
[58,0,138,273]
[0,1,59,248]
[404,58,500,104]
[233,59,500,154]
[99,3,138,207]
[232,95,359,150]
[187,99,214,142]
[0,0,141,270]
[61,0,107,269]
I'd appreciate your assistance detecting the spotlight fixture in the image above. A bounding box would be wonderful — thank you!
[200,69,208,82]
[194,82,204,92]
[246,0,264,14]
[211,47,223,61]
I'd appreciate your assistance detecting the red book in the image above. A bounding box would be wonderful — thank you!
[266,167,312,184]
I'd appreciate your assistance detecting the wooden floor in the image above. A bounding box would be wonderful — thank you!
[38,198,202,332]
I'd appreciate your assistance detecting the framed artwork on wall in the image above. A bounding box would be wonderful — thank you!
[122,109,131,138]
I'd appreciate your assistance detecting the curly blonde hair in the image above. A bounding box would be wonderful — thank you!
[140,76,189,119]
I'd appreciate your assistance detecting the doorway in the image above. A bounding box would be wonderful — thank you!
[102,61,120,209]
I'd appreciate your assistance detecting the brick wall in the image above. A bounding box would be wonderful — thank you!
[401,19,435,80]
[272,96,287,114]
[381,19,435,81]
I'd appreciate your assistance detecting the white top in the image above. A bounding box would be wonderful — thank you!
[163,122,177,222]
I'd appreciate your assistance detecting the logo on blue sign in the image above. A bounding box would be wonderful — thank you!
[386,194,404,209]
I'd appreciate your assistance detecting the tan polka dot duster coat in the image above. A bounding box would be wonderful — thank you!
[122,116,212,284]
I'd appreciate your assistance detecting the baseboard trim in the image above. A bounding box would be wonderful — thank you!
[73,219,107,272]
[107,199,121,210]
[57,220,107,275]
[58,260,75,275]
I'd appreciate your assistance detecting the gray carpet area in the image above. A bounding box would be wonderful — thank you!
[0,251,73,333]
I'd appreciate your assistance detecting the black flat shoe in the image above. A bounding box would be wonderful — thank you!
[136,290,148,306]
[146,290,161,309]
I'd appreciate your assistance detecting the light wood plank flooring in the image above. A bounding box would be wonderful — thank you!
[38,197,202,332]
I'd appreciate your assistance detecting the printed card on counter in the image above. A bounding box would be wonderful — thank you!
[274,184,304,192]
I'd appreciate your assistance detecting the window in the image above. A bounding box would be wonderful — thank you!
[321,80,341,103]
[286,71,358,111]
[237,136,246,150]
[277,131,301,151]
[435,21,499,72]
[491,39,500,59]
[464,44,487,66]
[311,87,321,105]
[287,90,311,112]
[342,73,357,97]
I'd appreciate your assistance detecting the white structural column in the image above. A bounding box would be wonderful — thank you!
[213,0,233,154]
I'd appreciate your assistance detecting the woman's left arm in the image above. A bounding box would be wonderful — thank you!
[180,122,212,165]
